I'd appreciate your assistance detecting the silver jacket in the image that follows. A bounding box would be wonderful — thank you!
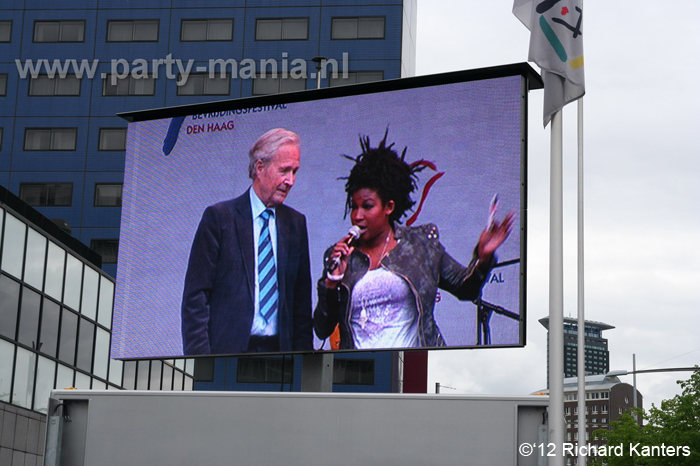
[313,223,494,349]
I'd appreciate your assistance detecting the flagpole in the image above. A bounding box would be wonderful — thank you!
[512,1,585,462]
[549,108,565,466]
[577,97,586,465]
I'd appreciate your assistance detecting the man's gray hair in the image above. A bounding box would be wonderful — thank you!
[248,128,300,179]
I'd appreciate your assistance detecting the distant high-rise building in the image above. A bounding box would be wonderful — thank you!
[540,316,614,384]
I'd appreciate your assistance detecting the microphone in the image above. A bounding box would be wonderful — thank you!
[328,225,362,271]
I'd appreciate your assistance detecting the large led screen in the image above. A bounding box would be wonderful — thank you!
[113,64,539,359]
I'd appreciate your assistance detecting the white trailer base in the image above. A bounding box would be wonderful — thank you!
[45,390,548,466]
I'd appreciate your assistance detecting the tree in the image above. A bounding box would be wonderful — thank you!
[590,408,655,466]
[589,369,699,466]
[644,369,700,465]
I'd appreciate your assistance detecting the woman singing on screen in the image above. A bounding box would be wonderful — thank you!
[313,131,513,349]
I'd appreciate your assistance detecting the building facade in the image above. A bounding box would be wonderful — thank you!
[534,374,643,466]
[0,0,417,277]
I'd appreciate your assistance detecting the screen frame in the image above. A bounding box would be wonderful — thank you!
[119,63,542,123]
[116,62,542,360]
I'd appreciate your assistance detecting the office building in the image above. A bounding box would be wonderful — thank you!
[0,0,417,278]
[1,3,423,460]
[0,0,421,395]
[0,185,195,464]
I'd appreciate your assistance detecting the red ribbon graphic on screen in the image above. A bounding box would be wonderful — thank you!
[406,160,445,227]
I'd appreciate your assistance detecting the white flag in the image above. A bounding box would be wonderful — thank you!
[513,0,585,126]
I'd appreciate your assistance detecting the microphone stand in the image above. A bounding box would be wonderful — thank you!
[475,258,520,345]
[475,299,520,345]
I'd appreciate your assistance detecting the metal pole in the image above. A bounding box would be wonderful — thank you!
[633,354,638,423]
[300,354,334,392]
[312,56,326,90]
[549,109,565,466]
[577,98,586,464]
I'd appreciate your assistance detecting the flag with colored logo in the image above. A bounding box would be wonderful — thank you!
[513,0,585,126]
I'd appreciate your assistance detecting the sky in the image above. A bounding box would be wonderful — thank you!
[417,1,700,410]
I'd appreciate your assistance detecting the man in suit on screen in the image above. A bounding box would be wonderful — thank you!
[181,128,313,355]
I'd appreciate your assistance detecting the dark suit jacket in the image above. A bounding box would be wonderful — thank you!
[181,190,313,355]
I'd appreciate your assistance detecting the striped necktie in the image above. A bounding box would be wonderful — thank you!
[258,209,278,324]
